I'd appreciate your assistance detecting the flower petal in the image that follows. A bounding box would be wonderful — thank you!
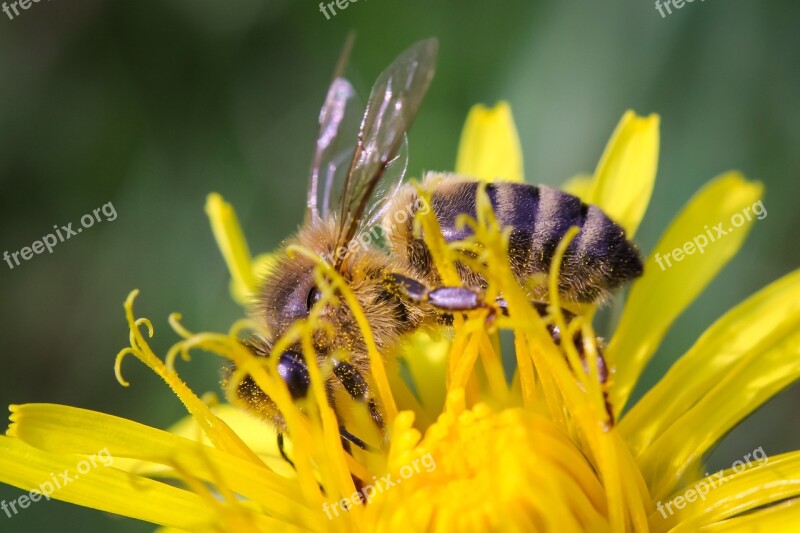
[394,330,450,423]
[206,193,261,306]
[648,451,800,532]
[697,499,800,532]
[608,172,763,414]
[587,111,659,237]
[6,403,319,528]
[561,174,593,201]
[621,269,800,458]
[637,313,800,500]
[0,435,217,530]
[165,403,295,476]
[455,102,524,182]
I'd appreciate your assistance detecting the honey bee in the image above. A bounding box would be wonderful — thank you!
[230,38,643,459]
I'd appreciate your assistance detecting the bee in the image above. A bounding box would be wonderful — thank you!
[230,38,643,460]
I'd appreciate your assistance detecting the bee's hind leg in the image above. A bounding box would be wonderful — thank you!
[497,298,615,425]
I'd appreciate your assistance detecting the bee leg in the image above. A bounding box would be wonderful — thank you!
[332,359,382,451]
[276,432,295,468]
[385,272,487,312]
[571,329,614,426]
[278,432,332,497]
[339,426,376,452]
[497,297,615,425]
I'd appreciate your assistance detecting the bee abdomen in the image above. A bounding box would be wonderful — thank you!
[394,179,643,303]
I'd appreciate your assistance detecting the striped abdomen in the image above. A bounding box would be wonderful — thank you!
[388,178,643,303]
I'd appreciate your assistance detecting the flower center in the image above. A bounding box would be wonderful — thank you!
[366,394,609,531]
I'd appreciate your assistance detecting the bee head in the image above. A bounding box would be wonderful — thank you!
[255,218,401,356]
[232,218,416,428]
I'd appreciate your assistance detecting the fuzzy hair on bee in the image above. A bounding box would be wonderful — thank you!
[226,38,643,455]
[384,172,643,306]
[232,219,427,432]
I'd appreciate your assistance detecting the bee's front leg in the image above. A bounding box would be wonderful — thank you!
[385,272,490,312]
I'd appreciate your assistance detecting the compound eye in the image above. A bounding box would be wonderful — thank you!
[276,351,310,400]
[306,286,322,311]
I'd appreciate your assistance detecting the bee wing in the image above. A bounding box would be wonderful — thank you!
[334,38,438,266]
[307,35,363,223]
[306,76,359,222]
[362,135,408,230]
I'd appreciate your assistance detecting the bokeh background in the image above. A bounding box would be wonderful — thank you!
[1,0,799,530]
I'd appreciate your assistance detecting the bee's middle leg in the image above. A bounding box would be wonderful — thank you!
[498,298,614,424]
[331,359,383,451]
[276,432,294,468]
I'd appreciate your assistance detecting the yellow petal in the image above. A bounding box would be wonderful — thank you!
[697,499,800,532]
[455,102,524,182]
[0,435,217,530]
[167,403,277,456]
[6,403,319,528]
[608,172,763,414]
[206,193,260,305]
[622,269,800,459]
[587,110,659,237]
[649,451,800,532]
[637,313,800,500]
[561,174,593,201]
[166,403,295,476]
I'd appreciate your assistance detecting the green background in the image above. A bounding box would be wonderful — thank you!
[1,0,799,530]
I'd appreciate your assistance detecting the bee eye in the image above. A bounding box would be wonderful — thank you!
[276,351,310,400]
[306,286,322,311]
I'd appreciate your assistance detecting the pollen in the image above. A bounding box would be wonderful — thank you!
[366,390,608,531]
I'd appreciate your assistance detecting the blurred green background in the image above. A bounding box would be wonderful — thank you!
[1,0,799,530]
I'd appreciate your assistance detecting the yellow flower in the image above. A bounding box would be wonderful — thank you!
[3,102,800,532]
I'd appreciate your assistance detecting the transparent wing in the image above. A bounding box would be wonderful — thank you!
[306,77,359,222]
[362,135,408,230]
[333,38,439,266]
